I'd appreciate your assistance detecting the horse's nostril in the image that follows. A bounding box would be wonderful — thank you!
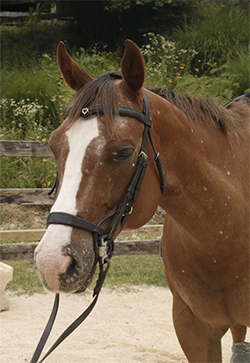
[66,257,79,279]
[59,255,73,275]
[60,245,82,283]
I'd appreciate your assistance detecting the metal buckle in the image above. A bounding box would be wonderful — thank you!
[138,151,148,159]
[98,236,113,264]
[154,152,160,161]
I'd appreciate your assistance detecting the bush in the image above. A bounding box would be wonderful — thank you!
[141,32,198,87]
[141,30,249,102]
[0,156,57,189]
[1,17,64,68]
[0,52,76,140]
[173,2,249,75]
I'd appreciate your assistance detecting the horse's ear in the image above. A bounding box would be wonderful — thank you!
[121,40,145,93]
[57,41,93,91]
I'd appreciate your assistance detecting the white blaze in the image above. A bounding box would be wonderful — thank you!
[35,117,100,291]
[51,116,99,215]
[36,117,99,258]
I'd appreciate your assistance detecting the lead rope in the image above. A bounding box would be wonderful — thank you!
[30,294,59,363]
[30,261,110,363]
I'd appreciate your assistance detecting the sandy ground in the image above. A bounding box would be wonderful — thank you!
[0,286,249,363]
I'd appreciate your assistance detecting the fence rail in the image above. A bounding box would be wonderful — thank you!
[0,188,53,205]
[0,239,161,261]
[1,140,53,204]
[0,140,163,260]
[0,140,53,157]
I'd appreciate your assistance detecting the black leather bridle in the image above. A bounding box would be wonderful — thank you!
[47,91,165,265]
[30,91,165,363]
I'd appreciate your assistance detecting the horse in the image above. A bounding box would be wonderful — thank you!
[34,39,249,362]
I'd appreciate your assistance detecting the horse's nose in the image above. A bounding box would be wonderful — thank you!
[34,224,85,293]
[34,245,76,292]
[34,225,96,293]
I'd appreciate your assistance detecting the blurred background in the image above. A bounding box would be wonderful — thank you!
[1,0,249,188]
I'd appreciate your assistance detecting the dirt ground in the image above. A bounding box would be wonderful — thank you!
[1,286,249,363]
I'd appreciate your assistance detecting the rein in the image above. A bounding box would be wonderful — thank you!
[30,91,165,362]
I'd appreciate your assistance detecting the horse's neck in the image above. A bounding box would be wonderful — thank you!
[152,97,248,248]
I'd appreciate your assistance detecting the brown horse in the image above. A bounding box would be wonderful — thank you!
[34,40,249,362]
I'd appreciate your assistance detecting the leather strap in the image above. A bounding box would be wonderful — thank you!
[30,261,110,363]
[30,294,59,363]
[81,105,152,127]
[47,212,104,235]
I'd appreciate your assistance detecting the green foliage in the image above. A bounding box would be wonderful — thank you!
[142,32,197,87]
[174,2,249,75]
[1,19,64,68]
[75,46,121,77]
[226,50,250,95]
[0,157,57,189]
[1,53,69,135]
[105,255,167,288]
[142,31,249,103]
[6,260,44,295]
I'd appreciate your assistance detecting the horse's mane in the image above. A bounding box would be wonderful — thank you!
[147,86,250,141]
[67,71,249,141]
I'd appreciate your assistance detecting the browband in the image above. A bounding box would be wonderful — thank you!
[80,105,152,127]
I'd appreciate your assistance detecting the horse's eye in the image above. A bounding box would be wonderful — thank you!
[112,147,134,160]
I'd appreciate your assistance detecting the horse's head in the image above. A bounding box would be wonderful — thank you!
[34,40,163,293]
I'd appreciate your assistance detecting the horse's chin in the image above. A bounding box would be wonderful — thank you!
[39,262,96,294]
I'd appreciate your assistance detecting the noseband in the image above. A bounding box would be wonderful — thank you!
[31,91,165,362]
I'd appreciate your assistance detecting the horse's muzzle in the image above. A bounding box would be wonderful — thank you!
[34,226,96,293]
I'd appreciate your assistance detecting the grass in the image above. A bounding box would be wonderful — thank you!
[5,260,44,295]
[104,255,167,288]
[5,255,167,295]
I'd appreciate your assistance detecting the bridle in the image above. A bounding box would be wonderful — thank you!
[30,90,165,362]
[47,90,165,264]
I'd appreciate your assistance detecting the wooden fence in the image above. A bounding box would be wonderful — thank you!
[0,140,162,260]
